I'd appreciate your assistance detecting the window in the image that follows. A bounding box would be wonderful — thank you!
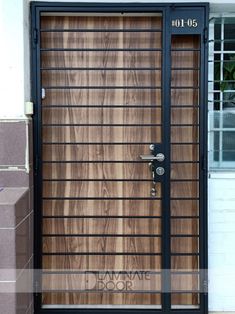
[209,16,235,169]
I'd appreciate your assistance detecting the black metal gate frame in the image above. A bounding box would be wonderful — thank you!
[31,2,209,314]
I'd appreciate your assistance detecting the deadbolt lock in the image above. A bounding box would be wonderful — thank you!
[156,167,165,176]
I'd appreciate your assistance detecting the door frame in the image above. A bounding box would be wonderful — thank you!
[31,2,209,314]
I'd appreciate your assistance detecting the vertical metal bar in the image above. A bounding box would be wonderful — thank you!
[208,17,215,167]
[219,18,225,166]
[161,6,171,313]
[199,4,209,314]
[31,3,42,312]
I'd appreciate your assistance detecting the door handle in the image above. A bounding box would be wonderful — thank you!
[139,153,165,162]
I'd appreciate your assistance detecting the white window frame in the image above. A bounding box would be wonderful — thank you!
[208,14,235,169]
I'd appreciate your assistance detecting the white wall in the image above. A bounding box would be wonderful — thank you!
[208,174,235,311]
[0,0,29,118]
[1,0,235,311]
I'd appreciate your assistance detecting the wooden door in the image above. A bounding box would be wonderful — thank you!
[41,15,163,309]
[33,6,207,312]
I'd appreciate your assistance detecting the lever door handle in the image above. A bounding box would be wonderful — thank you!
[139,153,165,162]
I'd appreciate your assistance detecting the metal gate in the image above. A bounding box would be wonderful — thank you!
[31,3,208,314]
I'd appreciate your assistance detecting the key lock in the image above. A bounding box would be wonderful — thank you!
[139,144,165,197]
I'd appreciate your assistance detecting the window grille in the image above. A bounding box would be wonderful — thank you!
[209,16,235,169]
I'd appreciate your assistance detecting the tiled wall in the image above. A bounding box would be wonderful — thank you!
[0,120,33,314]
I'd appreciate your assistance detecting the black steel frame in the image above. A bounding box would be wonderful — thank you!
[31,2,209,314]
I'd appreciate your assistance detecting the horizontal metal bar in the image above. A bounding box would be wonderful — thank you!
[41,289,162,294]
[170,179,199,182]
[42,197,162,200]
[170,142,199,145]
[42,142,160,145]
[170,216,199,219]
[209,80,235,83]
[41,48,162,52]
[42,123,198,127]
[42,160,199,164]
[170,197,199,200]
[171,86,199,90]
[210,128,235,131]
[43,215,162,219]
[43,179,197,182]
[40,28,162,33]
[208,100,235,103]
[171,124,199,127]
[170,271,200,275]
[172,105,200,108]
[209,39,235,43]
[41,67,162,71]
[43,86,162,90]
[42,270,199,275]
[208,60,235,63]
[171,253,199,256]
[171,67,200,70]
[42,160,150,164]
[42,105,199,108]
[171,234,199,238]
[42,179,153,182]
[42,234,162,238]
[171,48,200,52]
[42,252,162,256]
[42,124,162,127]
[42,270,162,275]
[42,105,162,108]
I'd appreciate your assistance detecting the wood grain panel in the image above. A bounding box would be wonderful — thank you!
[42,292,161,306]
[42,70,161,87]
[171,51,200,68]
[41,31,161,49]
[42,126,161,143]
[43,163,152,180]
[171,274,199,291]
[43,218,161,235]
[171,89,199,107]
[171,164,199,180]
[171,182,198,198]
[41,14,163,306]
[43,255,162,270]
[42,273,161,291]
[171,200,199,217]
[171,108,198,125]
[41,16,162,29]
[171,293,199,306]
[171,256,199,270]
[43,181,161,198]
[171,70,199,88]
[41,51,162,68]
[42,144,152,162]
[42,89,162,106]
[171,237,199,253]
[43,237,161,253]
[171,219,198,235]
[171,145,199,161]
[42,108,161,125]
[42,199,162,217]
[171,126,198,143]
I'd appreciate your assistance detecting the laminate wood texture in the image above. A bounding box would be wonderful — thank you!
[41,14,163,307]
[170,35,200,307]
[41,15,201,309]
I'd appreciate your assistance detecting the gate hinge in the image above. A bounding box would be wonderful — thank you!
[35,155,39,174]
[201,155,207,172]
[203,27,208,43]
[203,279,208,294]
[33,28,38,45]
[35,280,39,296]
